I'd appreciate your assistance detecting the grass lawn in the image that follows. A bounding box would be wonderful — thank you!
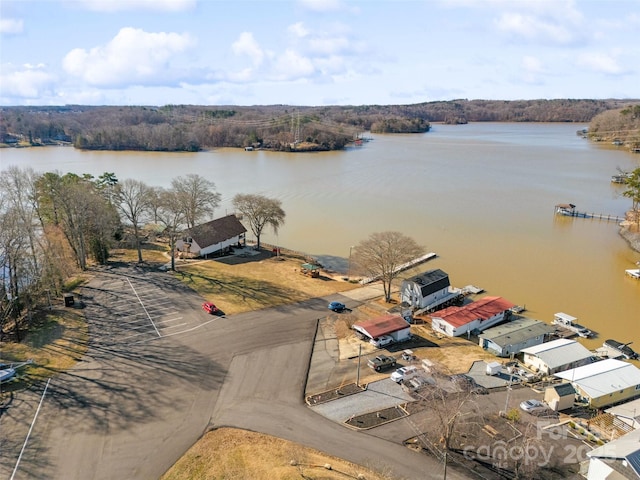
[161,427,394,480]
[172,252,358,315]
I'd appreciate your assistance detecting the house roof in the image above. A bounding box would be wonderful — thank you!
[184,214,246,248]
[551,383,576,397]
[587,428,640,478]
[522,338,593,369]
[430,296,515,328]
[478,317,555,347]
[405,269,450,296]
[606,397,640,421]
[555,358,640,398]
[352,315,410,339]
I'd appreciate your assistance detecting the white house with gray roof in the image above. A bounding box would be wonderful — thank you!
[400,269,462,311]
[478,317,555,357]
[586,427,640,479]
[521,338,595,375]
[176,214,246,258]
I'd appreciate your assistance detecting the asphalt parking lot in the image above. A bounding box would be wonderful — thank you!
[83,265,220,346]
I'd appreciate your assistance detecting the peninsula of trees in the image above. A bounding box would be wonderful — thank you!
[2,98,639,152]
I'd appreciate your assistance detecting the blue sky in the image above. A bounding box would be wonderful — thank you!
[1,0,639,106]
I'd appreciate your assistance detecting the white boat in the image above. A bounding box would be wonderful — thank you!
[552,312,593,338]
[626,269,640,279]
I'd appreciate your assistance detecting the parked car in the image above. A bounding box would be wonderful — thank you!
[202,302,219,314]
[370,335,394,348]
[390,365,420,383]
[519,399,549,415]
[328,301,346,312]
[367,355,397,372]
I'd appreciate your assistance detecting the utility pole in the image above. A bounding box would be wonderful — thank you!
[356,343,362,387]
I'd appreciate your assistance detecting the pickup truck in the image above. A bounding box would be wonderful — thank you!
[367,355,397,372]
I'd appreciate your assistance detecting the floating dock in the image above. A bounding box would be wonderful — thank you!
[554,203,625,222]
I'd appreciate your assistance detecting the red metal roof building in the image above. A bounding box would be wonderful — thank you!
[430,296,515,337]
[352,314,412,343]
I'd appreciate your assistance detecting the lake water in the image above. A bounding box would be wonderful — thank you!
[1,122,639,351]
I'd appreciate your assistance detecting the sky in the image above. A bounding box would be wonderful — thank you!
[0,0,639,106]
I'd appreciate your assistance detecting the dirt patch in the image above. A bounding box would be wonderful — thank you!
[306,382,366,405]
[161,427,395,480]
[345,405,408,429]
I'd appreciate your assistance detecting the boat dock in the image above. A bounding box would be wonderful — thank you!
[360,252,437,284]
[554,204,625,222]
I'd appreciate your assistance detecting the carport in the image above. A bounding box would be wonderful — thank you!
[352,314,411,343]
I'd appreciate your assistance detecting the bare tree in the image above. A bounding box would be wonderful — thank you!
[171,174,221,229]
[156,188,186,271]
[115,179,151,263]
[232,193,285,249]
[351,231,425,302]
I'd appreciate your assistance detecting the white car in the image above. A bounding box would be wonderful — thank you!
[390,365,420,383]
[369,335,394,348]
[519,399,547,414]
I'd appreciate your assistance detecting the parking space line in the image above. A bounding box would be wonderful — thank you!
[154,317,184,325]
[126,278,161,337]
[10,378,51,480]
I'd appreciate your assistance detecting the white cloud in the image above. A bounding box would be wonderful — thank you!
[62,28,195,87]
[67,0,196,12]
[0,63,55,99]
[521,55,546,84]
[576,52,625,75]
[298,0,345,12]
[288,22,309,39]
[0,18,24,35]
[495,12,576,44]
[271,49,315,81]
[232,32,266,67]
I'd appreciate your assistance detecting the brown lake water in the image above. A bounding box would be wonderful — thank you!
[2,122,639,351]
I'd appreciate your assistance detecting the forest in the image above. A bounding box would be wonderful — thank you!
[1,98,639,152]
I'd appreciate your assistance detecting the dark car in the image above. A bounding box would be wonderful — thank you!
[202,302,219,314]
[328,301,346,312]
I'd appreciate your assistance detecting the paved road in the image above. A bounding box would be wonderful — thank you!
[1,264,466,480]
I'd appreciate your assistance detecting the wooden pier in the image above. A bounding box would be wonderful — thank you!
[554,204,625,223]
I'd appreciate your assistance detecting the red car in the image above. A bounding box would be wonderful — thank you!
[202,302,218,314]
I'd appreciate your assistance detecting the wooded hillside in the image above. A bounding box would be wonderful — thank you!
[1,99,638,152]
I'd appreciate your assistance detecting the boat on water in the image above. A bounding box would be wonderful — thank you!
[552,312,593,338]
[603,339,639,360]
[555,203,576,216]
[626,269,640,279]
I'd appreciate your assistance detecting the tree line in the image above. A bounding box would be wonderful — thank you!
[3,99,638,152]
[0,167,284,342]
[587,105,640,152]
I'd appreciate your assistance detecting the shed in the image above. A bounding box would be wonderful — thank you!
[521,338,595,375]
[544,383,576,411]
[478,317,555,357]
[554,358,640,409]
[352,315,411,344]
